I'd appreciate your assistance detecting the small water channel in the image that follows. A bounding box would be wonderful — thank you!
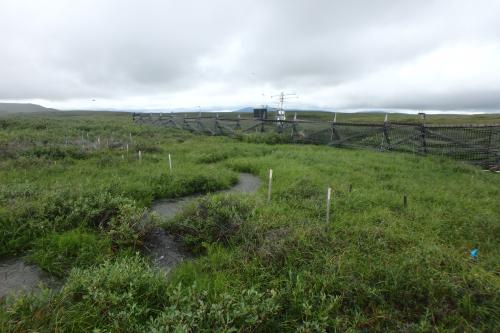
[0,258,59,299]
[142,173,261,273]
[0,173,261,298]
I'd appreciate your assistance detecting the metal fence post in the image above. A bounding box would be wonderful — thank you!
[383,116,391,150]
[420,125,427,155]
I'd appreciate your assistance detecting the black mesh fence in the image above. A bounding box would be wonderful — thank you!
[133,113,500,167]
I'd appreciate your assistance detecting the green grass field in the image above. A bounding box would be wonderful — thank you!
[1,112,499,332]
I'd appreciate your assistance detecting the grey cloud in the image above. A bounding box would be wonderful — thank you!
[0,0,499,110]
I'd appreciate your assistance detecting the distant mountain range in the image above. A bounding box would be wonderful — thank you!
[1,102,496,115]
[0,103,57,114]
[0,103,270,114]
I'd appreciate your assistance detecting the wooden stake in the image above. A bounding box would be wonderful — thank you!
[326,187,332,223]
[267,169,273,203]
[168,154,172,174]
[348,184,353,193]
[138,150,142,162]
[403,194,408,208]
[126,144,129,153]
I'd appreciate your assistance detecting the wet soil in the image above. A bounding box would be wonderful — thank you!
[0,258,59,299]
[0,174,261,297]
[143,173,261,272]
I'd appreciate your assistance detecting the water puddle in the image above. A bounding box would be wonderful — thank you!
[143,173,261,272]
[0,258,59,300]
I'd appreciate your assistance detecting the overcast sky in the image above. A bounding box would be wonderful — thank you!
[1,0,499,112]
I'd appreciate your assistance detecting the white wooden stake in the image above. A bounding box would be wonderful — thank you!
[326,187,332,223]
[267,169,273,203]
[138,150,142,162]
[121,154,124,160]
[126,143,129,153]
[168,154,172,174]
[129,132,132,143]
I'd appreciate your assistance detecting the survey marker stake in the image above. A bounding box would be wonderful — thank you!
[268,169,273,203]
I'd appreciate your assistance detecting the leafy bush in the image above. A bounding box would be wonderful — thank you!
[105,202,154,248]
[134,142,163,153]
[166,194,255,253]
[195,151,229,164]
[148,285,280,332]
[0,189,152,255]
[28,228,112,277]
[1,256,280,332]
[23,146,88,160]
[61,190,152,247]
[152,171,237,199]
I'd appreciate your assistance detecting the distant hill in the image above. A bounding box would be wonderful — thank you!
[0,103,58,114]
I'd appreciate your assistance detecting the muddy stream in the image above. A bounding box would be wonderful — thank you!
[0,173,261,299]
[0,258,59,299]
[142,173,261,273]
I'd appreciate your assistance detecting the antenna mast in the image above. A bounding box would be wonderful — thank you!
[271,92,298,121]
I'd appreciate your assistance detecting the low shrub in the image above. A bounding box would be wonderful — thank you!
[134,142,163,153]
[165,194,255,253]
[195,151,229,164]
[152,171,237,199]
[28,228,112,277]
[0,189,152,255]
[1,256,280,332]
[23,146,88,160]
[148,285,280,332]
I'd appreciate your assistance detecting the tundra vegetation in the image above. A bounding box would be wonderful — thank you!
[0,112,499,332]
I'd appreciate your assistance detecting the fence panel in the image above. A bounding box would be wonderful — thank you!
[132,113,500,167]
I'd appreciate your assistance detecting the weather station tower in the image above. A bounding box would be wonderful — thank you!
[271,92,298,121]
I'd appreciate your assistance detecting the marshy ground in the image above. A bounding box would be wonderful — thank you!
[0,112,498,332]
[144,173,261,272]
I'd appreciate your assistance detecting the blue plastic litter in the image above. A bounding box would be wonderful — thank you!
[470,248,478,260]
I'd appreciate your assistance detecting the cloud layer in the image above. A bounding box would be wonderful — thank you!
[1,0,499,111]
